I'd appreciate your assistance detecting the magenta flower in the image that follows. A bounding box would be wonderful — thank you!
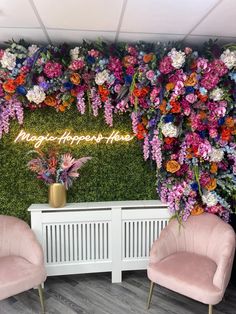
[159,56,173,74]
[44,61,62,78]
[201,72,219,90]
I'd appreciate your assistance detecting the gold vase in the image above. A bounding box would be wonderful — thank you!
[48,183,66,208]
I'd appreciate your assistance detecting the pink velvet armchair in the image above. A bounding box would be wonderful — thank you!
[0,215,47,313]
[147,213,236,314]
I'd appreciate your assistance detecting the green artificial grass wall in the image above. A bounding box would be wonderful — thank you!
[0,107,157,222]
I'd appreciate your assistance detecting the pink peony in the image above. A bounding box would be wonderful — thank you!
[88,49,99,57]
[197,58,208,71]
[69,59,85,71]
[209,128,218,138]
[146,70,155,81]
[186,93,197,104]
[201,72,219,90]
[210,60,228,77]
[159,56,173,74]
[44,61,62,78]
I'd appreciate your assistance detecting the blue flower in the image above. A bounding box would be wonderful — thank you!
[229,72,236,83]
[186,86,194,94]
[63,82,73,90]
[191,182,199,191]
[164,114,174,123]
[16,85,27,95]
[199,130,207,139]
[199,87,207,95]
[87,56,95,64]
[218,117,225,126]
[124,75,132,85]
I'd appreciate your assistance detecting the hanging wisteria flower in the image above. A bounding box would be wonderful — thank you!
[220,49,236,69]
[209,148,224,162]
[26,85,46,104]
[161,122,179,138]
[0,50,16,70]
[209,87,224,101]
[168,48,186,69]
[202,191,218,207]
[95,70,109,85]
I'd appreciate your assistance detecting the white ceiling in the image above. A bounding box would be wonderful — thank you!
[0,0,235,45]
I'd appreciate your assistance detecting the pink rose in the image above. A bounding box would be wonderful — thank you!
[186,93,197,104]
[146,70,155,81]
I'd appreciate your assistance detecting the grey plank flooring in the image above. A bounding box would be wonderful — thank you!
[0,271,235,314]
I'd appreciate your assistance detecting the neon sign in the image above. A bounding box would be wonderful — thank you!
[14,129,134,148]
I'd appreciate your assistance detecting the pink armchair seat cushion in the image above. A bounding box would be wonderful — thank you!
[147,213,236,306]
[148,252,221,305]
[0,256,46,300]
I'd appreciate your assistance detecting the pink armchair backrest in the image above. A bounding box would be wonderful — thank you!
[150,213,235,291]
[0,215,44,266]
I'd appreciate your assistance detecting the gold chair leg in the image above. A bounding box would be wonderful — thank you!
[208,304,213,314]
[38,284,45,314]
[147,281,154,309]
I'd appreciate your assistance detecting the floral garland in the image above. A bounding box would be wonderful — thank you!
[0,40,235,222]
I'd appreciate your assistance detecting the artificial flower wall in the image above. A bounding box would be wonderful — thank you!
[0,40,235,222]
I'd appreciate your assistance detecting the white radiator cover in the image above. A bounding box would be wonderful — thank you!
[28,200,169,283]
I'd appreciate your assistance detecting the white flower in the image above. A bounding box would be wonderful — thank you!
[26,86,46,104]
[161,122,179,138]
[202,192,218,207]
[95,70,109,85]
[168,48,186,69]
[209,87,224,101]
[220,49,236,69]
[28,45,39,57]
[209,148,224,162]
[0,50,16,70]
[70,47,80,60]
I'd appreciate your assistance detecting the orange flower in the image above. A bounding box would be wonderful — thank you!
[133,87,142,98]
[143,53,153,63]
[15,74,25,86]
[191,204,204,216]
[140,86,150,97]
[2,79,16,93]
[199,111,207,120]
[205,178,217,191]
[184,73,197,86]
[166,160,181,173]
[221,128,231,141]
[44,96,57,107]
[98,85,109,102]
[166,82,175,91]
[170,100,181,113]
[58,105,66,112]
[164,137,175,145]
[225,117,234,128]
[210,163,218,174]
[70,73,81,85]
[159,100,167,114]
[197,92,208,102]
[4,94,12,101]
[70,89,78,97]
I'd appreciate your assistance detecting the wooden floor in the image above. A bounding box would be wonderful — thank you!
[0,271,235,314]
